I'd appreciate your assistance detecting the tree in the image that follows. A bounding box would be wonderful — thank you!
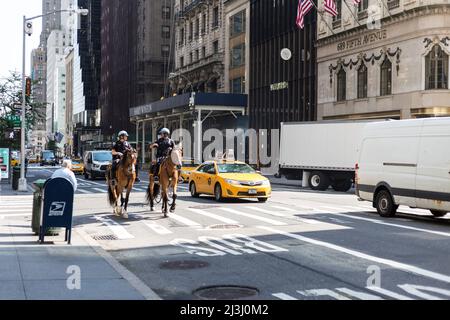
[0,71,47,149]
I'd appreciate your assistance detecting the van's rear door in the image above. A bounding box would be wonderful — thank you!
[416,119,450,212]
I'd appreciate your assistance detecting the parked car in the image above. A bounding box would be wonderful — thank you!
[83,150,112,180]
[356,117,450,218]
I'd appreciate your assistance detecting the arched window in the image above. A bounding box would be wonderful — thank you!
[337,68,346,102]
[357,63,368,99]
[380,57,392,96]
[426,45,448,90]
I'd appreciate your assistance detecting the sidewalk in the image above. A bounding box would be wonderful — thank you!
[0,183,158,300]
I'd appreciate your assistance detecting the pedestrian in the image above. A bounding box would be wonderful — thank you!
[51,159,78,192]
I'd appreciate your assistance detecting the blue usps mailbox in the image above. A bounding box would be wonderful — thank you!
[39,178,74,244]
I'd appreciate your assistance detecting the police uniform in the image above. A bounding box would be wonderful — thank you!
[152,137,175,176]
[111,140,132,177]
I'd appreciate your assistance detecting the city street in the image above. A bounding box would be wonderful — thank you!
[1,165,449,300]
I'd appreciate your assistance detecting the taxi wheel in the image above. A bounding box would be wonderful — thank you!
[214,184,223,202]
[258,198,268,203]
[190,182,200,198]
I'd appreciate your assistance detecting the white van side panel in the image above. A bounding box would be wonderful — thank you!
[416,121,450,212]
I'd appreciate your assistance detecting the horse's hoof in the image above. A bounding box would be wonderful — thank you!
[150,207,155,212]
[114,207,121,216]
[122,212,129,219]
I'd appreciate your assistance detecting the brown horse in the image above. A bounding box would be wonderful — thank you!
[146,146,182,216]
[107,149,137,219]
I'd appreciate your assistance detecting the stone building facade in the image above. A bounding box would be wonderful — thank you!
[170,0,225,94]
[317,0,450,120]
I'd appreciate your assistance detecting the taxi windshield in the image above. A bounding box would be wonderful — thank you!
[217,163,255,174]
[72,160,80,165]
[182,161,200,168]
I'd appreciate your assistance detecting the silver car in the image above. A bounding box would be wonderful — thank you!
[83,151,112,180]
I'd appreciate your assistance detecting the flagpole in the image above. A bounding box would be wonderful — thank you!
[311,1,335,35]
[342,0,361,26]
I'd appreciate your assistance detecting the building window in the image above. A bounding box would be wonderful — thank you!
[202,13,207,34]
[189,21,193,40]
[332,0,342,28]
[231,44,245,68]
[162,6,171,19]
[425,45,449,90]
[337,68,346,102]
[212,6,219,28]
[202,46,206,58]
[213,40,219,54]
[358,0,368,12]
[180,56,184,68]
[230,10,245,37]
[162,26,171,39]
[161,45,170,58]
[230,77,244,93]
[380,57,392,96]
[195,49,199,61]
[357,63,368,99]
[189,52,193,64]
[179,28,185,45]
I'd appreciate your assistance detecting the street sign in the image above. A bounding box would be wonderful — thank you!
[0,148,10,180]
[6,115,21,127]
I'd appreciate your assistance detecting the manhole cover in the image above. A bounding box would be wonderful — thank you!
[207,224,243,230]
[160,260,210,270]
[193,286,259,300]
[92,234,119,241]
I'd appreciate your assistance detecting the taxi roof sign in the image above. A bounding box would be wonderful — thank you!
[215,150,235,161]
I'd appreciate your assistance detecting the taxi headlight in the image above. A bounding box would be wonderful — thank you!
[226,179,241,186]
[261,180,271,186]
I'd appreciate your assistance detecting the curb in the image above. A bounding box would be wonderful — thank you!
[75,228,161,300]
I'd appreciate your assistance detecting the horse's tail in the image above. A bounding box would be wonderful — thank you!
[107,184,116,206]
[145,183,160,204]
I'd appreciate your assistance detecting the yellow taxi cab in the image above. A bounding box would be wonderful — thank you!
[180,159,200,183]
[11,158,20,167]
[189,156,271,202]
[71,158,84,175]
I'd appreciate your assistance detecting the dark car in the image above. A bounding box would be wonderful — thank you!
[40,150,57,166]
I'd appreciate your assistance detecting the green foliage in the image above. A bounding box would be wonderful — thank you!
[0,71,47,148]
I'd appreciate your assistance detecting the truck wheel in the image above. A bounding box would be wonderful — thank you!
[331,179,353,192]
[309,172,330,191]
[430,210,447,218]
[375,190,397,217]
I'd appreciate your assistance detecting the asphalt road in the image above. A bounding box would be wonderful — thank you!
[4,166,450,300]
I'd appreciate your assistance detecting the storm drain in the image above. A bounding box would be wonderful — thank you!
[193,286,259,300]
[159,260,210,270]
[92,234,119,241]
[207,224,243,230]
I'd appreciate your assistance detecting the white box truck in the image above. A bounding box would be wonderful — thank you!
[356,117,450,218]
[279,121,370,192]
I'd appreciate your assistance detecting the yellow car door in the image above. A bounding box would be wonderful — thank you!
[203,164,219,195]
[193,164,210,193]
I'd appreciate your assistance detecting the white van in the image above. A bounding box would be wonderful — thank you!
[356,118,450,218]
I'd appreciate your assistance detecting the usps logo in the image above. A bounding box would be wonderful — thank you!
[49,202,66,217]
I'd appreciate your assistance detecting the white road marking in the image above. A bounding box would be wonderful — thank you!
[93,188,107,193]
[95,217,135,240]
[220,208,287,226]
[77,189,90,194]
[0,213,30,218]
[145,223,173,235]
[297,289,351,300]
[187,208,239,224]
[169,213,202,227]
[335,288,383,300]
[367,286,413,300]
[296,217,323,225]
[259,226,450,284]
[271,205,302,212]
[319,206,450,238]
[247,206,287,217]
[0,209,31,214]
[272,293,298,300]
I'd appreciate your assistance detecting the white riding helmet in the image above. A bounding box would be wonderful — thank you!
[118,130,129,138]
[160,128,170,135]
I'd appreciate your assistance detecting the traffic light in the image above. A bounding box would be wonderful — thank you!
[24,21,33,36]
[26,77,32,97]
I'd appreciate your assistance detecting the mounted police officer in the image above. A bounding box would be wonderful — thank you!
[111,131,131,185]
[149,128,175,181]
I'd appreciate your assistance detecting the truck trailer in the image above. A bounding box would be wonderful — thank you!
[279,121,371,192]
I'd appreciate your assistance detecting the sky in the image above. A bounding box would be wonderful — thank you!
[0,1,42,79]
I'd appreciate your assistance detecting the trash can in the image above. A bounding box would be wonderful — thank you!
[12,167,21,190]
[32,179,46,235]
[32,179,60,236]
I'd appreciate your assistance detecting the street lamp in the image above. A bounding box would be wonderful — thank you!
[18,7,89,191]
[169,72,194,94]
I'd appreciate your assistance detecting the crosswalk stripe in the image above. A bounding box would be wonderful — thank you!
[272,293,298,300]
[144,222,173,235]
[187,208,239,224]
[169,213,202,227]
[219,208,287,226]
[296,217,323,225]
[0,209,31,213]
[270,205,296,212]
[247,206,287,217]
[335,288,383,300]
[95,217,135,240]
[366,286,413,300]
[93,188,107,193]
[77,189,90,194]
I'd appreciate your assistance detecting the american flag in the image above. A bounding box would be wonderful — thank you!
[296,0,314,29]
[353,0,361,4]
[324,0,338,16]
